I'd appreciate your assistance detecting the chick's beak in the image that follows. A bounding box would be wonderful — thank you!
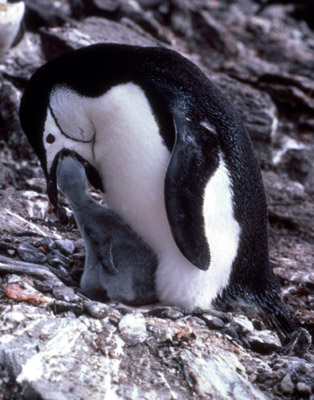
[47,149,105,216]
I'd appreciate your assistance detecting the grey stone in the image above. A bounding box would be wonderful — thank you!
[296,382,311,396]
[23,0,71,31]
[40,16,159,60]
[280,373,295,395]
[282,328,312,358]
[52,285,81,302]
[180,349,268,400]
[54,238,75,255]
[233,316,255,334]
[246,330,282,354]
[201,314,225,330]
[47,249,70,268]
[53,300,84,316]
[211,73,277,168]
[148,306,185,320]
[84,300,110,319]
[33,237,55,251]
[118,312,147,346]
[17,243,47,264]
[192,10,238,56]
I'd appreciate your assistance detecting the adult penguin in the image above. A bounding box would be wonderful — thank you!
[19,43,294,333]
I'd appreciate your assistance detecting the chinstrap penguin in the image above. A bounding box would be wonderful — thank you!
[57,153,157,306]
[19,43,295,333]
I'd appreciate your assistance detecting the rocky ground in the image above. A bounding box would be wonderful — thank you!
[0,0,313,399]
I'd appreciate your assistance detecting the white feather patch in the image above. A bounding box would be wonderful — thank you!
[156,155,241,311]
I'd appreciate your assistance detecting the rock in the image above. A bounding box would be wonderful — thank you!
[258,73,314,113]
[17,243,47,264]
[47,249,70,268]
[169,0,193,38]
[296,382,311,396]
[23,0,71,31]
[53,300,84,316]
[192,10,238,56]
[118,312,147,346]
[52,285,80,302]
[54,238,75,255]
[0,313,127,399]
[148,306,185,320]
[201,313,225,330]
[70,0,119,18]
[0,80,34,161]
[4,281,52,305]
[263,170,314,243]
[246,330,282,354]
[280,373,295,395]
[282,328,312,358]
[211,73,277,168]
[193,308,233,323]
[180,348,268,399]
[39,16,160,60]
[276,149,314,192]
[233,316,255,334]
[84,300,110,319]
[33,237,55,251]
[119,0,173,44]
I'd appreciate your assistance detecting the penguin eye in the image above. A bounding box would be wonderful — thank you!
[46,133,55,144]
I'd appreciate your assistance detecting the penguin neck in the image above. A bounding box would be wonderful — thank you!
[64,188,95,216]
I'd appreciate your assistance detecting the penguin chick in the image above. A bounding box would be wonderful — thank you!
[0,0,24,54]
[56,155,158,306]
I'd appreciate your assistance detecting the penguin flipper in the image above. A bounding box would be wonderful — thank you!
[84,225,119,275]
[165,116,220,271]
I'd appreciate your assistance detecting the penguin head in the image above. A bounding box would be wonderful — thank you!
[20,83,104,213]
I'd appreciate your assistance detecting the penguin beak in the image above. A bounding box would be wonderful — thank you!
[47,149,104,215]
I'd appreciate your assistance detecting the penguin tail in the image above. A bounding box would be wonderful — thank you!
[215,284,297,340]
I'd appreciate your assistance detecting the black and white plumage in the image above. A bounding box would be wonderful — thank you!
[57,154,157,305]
[19,43,294,332]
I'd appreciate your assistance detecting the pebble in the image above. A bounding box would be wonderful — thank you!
[17,243,47,264]
[201,314,224,330]
[53,300,84,316]
[194,308,233,323]
[48,249,70,268]
[84,301,110,319]
[222,325,239,339]
[280,373,295,395]
[48,267,73,285]
[3,310,26,324]
[296,382,311,396]
[118,313,147,346]
[282,328,312,357]
[33,238,55,251]
[52,286,80,303]
[148,306,184,320]
[246,330,282,354]
[54,238,75,256]
[33,280,53,294]
[233,316,254,334]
